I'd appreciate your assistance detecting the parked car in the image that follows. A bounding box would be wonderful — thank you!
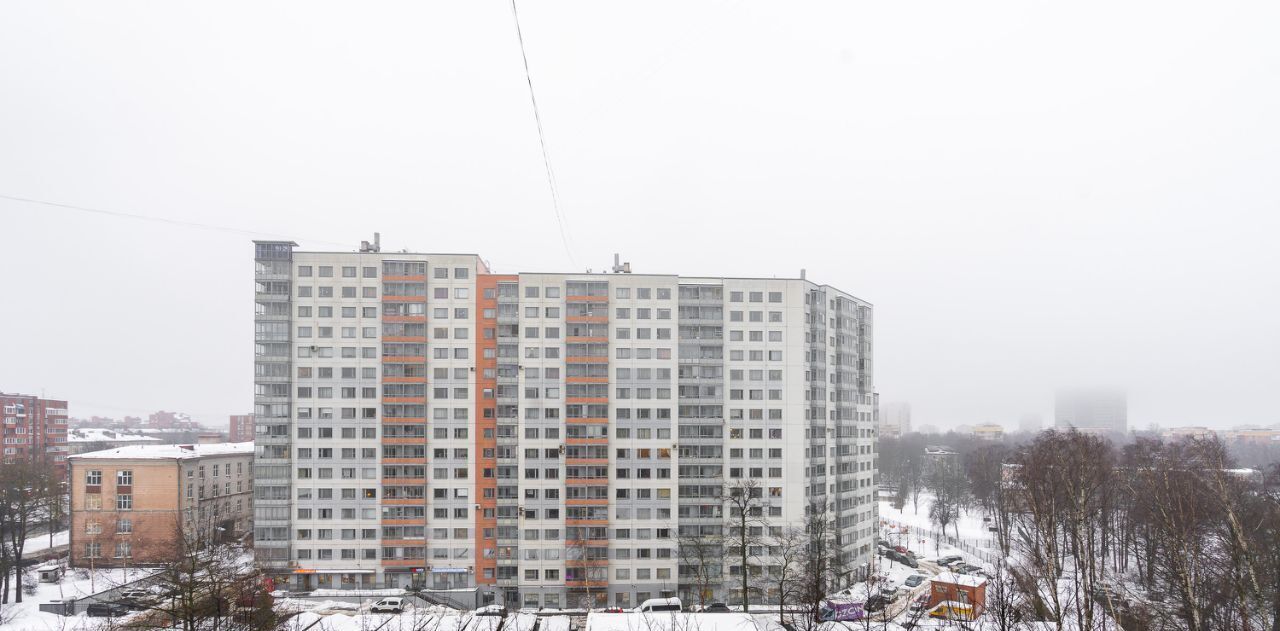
[893,545,908,553]
[935,555,962,566]
[704,602,731,613]
[370,597,404,614]
[86,603,132,618]
[864,592,890,613]
[904,574,927,588]
[638,597,682,613]
[908,593,929,613]
[955,564,983,575]
[117,590,155,609]
[475,605,506,617]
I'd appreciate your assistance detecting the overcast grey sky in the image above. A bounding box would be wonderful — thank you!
[2,2,1277,430]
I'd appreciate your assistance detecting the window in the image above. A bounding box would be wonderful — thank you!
[117,494,133,511]
[86,470,102,486]
[85,542,101,558]
[116,471,133,486]
[117,519,132,534]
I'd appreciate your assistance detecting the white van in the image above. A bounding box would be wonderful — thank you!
[371,597,404,614]
[637,597,682,613]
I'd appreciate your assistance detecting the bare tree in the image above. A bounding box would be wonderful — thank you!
[925,467,964,543]
[677,531,724,608]
[724,479,768,612]
[0,459,56,606]
[140,512,274,631]
[769,525,807,629]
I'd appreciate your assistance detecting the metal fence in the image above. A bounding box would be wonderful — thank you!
[881,520,1005,566]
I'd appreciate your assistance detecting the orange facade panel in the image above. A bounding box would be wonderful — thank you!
[382,316,427,324]
[565,498,610,506]
[380,437,427,445]
[381,498,427,506]
[566,316,608,324]
[383,336,427,343]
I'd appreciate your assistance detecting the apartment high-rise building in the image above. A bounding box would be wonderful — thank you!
[230,414,255,443]
[1,392,69,480]
[1017,413,1043,434]
[252,241,878,609]
[1055,389,1127,434]
[879,402,911,438]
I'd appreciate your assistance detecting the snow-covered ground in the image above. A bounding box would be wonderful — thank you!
[0,567,157,631]
[280,607,509,631]
[879,495,1003,566]
[21,530,69,556]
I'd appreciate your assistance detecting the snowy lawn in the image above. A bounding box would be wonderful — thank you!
[0,566,158,631]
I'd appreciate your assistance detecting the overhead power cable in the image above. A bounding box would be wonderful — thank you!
[0,193,557,272]
[0,194,350,248]
[508,0,577,269]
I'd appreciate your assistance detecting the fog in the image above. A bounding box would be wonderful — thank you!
[1,2,1277,430]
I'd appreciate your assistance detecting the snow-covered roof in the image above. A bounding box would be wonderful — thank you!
[69,441,253,460]
[933,571,988,588]
[67,428,161,443]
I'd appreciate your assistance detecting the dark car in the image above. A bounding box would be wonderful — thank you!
[86,603,132,618]
[864,593,890,613]
[704,603,731,613]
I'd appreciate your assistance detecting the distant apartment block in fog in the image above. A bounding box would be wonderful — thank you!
[252,240,879,608]
[1,392,69,479]
[1222,428,1280,445]
[230,414,254,442]
[879,402,910,437]
[969,423,1004,441]
[1017,413,1043,434]
[1055,389,1127,434]
[1160,426,1215,441]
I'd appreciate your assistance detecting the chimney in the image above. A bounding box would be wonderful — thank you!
[374,232,381,252]
[800,268,807,280]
